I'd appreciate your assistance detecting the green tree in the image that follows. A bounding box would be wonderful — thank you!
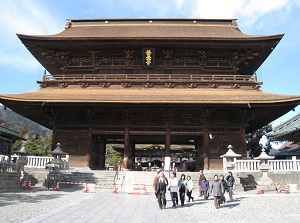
[246,124,273,158]
[26,139,47,156]
[12,140,23,152]
[106,145,123,166]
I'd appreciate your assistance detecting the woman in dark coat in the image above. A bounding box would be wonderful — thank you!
[154,171,168,209]
[198,170,205,196]
[210,174,224,209]
[178,174,187,207]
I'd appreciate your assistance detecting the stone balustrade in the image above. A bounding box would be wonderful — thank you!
[0,155,69,170]
[229,156,299,172]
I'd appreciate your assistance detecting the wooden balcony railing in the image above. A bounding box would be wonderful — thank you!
[38,73,261,89]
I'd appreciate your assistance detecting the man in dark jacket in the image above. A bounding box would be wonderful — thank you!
[225,171,235,201]
[219,175,228,204]
[154,171,168,209]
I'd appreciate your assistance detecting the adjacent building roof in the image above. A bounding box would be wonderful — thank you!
[0,125,24,140]
[269,145,300,157]
[267,112,300,142]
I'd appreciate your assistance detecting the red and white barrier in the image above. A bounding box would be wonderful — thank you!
[133,187,147,195]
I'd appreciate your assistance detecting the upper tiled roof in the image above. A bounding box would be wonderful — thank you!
[18,18,283,40]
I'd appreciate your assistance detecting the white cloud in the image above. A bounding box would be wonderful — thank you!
[189,0,297,30]
[0,50,38,69]
[0,0,61,35]
[0,0,61,73]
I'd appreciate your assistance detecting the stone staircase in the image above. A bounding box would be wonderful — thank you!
[59,169,118,190]
[39,168,300,192]
[56,169,234,193]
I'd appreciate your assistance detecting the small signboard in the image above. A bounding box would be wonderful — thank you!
[142,48,155,68]
[125,171,134,194]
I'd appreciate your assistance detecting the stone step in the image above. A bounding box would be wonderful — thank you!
[39,169,300,193]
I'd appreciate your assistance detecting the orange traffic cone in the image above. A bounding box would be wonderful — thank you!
[284,184,290,194]
[55,182,60,191]
[22,180,27,189]
[112,183,118,194]
[256,184,263,194]
[276,183,281,193]
[28,180,32,190]
[83,182,89,193]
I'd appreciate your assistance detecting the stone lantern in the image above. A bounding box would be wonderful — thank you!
[220,145,241,171]
[254,148,275,190]
[15,143,29,179]
[48,143,68,169]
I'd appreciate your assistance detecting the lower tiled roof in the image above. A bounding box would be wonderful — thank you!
[0,87,299,104]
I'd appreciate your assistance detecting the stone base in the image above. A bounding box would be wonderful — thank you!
[257,184,276,192]
[0,172,22,190]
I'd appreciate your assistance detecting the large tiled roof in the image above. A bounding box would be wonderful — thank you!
[0,87,299,104]
[18,18,283,40]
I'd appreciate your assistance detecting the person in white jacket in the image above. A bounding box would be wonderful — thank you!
[186,175,194,202]
[168,172,179,207]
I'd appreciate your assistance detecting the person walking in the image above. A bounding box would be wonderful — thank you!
[152,169,161,190]
[201,176,210,200]
[198,170,205,197]
[168,172,179,207]
[225,171,235,201]
[210,174,224,209]
[219,175,228,204]
[178,174,187,207]
[154,171,168,209]
[186,175,194,202]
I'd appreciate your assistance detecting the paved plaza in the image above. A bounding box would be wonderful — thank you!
[1,186,299,223]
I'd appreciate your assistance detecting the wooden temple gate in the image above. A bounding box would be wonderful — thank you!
[0,18,299,170]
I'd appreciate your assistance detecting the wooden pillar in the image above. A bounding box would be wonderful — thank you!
[87,125,92,168]
[98,138,106,169]
[203,126,209,170]
[164,124,171,171]
[241,126,247,159]
[195,137,202,171]
[51,123,57,150]
[165,125,171,157]
[123,125,130,169]
[130,139,135,170]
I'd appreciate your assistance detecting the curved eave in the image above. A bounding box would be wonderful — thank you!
[0,88,299,105]
[17,33,284,42]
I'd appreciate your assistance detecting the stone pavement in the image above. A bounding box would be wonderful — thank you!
[23,189,300,223]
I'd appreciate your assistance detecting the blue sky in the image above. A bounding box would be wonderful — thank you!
[0,0,299,127]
